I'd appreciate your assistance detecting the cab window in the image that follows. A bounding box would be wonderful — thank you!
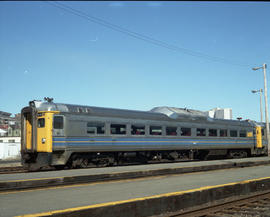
[38,118,45,128]
[53,116,63,129]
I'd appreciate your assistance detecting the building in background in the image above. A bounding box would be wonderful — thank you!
[0,111,21,137]
[0,111,13,124]
[0,137,20,160]
[0,111,21,160]
[8,125,21,137]
[0,128,7,137]
[205,108,233,120]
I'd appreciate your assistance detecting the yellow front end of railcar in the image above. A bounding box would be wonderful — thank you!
[36,111,58,153]
[22,109,59,170]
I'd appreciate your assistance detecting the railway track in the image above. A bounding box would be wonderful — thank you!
[175,191,270,217]
[0,166,26,174]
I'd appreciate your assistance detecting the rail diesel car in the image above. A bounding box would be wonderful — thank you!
[21,99,267,171]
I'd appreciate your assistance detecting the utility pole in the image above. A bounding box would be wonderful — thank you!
[260,89,263,123]
[263,63,270,156]
[251,89,263,123]
[253,63,270,156]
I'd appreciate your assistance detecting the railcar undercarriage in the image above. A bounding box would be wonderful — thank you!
[21,148,260,171]
[59,149,252,170]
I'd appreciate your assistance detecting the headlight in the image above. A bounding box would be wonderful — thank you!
[42,138,46,143]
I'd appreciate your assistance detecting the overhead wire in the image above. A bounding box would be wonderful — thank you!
[46,1,253,68]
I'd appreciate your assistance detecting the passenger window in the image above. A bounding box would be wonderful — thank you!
[87,122,105,134]
[111,124,126,135]
[150,126,162,135]
[240,130,246,137]
[230,130,237,137]
[38,118,45,128]
[53,116,63,129]
[181,128,191,136]
[209,129,217,137]
[262,129,265,136]
[131,125,145,135]
[197,128,206,136]
[220,129,228,137]
[166,127,177,136]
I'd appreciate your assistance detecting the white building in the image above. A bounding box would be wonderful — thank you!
[0,137,21,160]
[0,129,7,137]
[205,108,233,120]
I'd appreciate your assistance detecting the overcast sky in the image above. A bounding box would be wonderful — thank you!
[1,1,270,121]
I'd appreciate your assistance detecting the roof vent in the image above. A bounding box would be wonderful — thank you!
[78,108,83,113]
[44,97,54,103]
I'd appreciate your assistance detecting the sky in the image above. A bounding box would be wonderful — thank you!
[0,1,270,122]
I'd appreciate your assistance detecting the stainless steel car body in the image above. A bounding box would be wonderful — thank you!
[21,100,267,169]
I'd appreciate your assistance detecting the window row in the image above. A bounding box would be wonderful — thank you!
[86,122,249,138]
[195,128,246,137]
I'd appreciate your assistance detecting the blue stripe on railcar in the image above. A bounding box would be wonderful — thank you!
[52,137,254,147]
[53,137,253,141]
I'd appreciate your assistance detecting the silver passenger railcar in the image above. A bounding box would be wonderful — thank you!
[21,99,267,170]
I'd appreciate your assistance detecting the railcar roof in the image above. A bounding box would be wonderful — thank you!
[28,101,167,121]
[26,100,257,127]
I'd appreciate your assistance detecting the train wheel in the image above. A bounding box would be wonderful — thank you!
[96,160,108,167]
[228,150,248,159]
[27,164,41,172]
[81,158,89,168]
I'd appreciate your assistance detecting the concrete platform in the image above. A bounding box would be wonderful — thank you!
[1,163,270,217]
[0,157,270,191]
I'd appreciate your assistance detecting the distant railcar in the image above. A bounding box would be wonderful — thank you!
[21,99,267,171]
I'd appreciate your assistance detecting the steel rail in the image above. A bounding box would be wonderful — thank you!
[172,191,270,217]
